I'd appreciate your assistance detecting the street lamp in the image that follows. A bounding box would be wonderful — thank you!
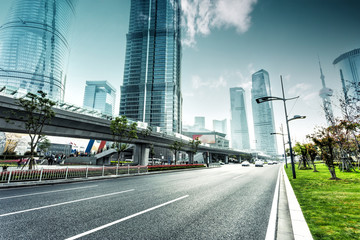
[271,124,288,168]
[256,76,306,179]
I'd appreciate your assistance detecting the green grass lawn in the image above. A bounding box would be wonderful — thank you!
[285,164,360,240]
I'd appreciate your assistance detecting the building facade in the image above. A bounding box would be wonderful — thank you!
[83,81,116,116]
[251,69,278,156]
[333,48,360,101]
[0,0,77,102]
[194,116,205,131]
[119,0,182,133]
[213,119,227,134]
[230,87,250,150]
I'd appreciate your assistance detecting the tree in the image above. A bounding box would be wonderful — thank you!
[110,116,138,165]
[169,140,184,165]
[310,127,340,180]
[293,142,309,169]
[188,137,201,163]
[305,143,318,172]
[13,91,55,169]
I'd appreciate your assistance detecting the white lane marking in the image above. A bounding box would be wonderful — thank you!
[265,166,281,240]
[0,189,135,217]
[0,185,98,200]
[232,175,242,180]
[65,195,189,240]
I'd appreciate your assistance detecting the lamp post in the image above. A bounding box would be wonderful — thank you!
[271,124,287,168]
[256,76,306,179]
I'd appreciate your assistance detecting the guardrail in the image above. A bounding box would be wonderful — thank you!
[0,165,148,184]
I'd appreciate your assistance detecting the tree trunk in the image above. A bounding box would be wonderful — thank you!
[312,162,318,172]
[328,166,338,180]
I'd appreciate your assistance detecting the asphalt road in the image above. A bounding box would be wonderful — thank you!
[0,164,280,240]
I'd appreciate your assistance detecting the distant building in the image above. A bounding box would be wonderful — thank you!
[0,0,78,102]
[119,0,182,133]
[213,119,227,134]
[194,116,206,130]
[251,69,278,156]
[83,81,116,116]
[183,131,229,149]
[230,87,250,150]
[318,60,334,125]
[333,48,360,101]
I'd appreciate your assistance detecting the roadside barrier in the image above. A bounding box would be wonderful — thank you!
[0,165,148,184]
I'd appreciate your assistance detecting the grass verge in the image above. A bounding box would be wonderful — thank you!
[285,163,360,240]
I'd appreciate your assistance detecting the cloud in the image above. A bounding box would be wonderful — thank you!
[181,0,258,47]
[210,75,227,88]
[288,83,312,95]
[191,75,208,89]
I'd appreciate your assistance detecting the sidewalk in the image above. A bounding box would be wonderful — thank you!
[278,166,313,240]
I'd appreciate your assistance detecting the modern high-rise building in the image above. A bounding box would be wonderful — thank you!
[251,69,278,156]
[230,87,250,150]
[333,48,360,101]
[119,0,182,133]
[0,0,77,102]
[83,81,116,116]
[194,116,205,130]
[213,119,227,134]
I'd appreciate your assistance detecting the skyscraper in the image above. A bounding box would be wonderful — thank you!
[230,87,250,150]
[0,0,77,102]
[213,119,227,134]
[194,116,205,130]
[120,0,182,133]
[251,69,278,155]
[83,81,116,116]
[333,48,360,101]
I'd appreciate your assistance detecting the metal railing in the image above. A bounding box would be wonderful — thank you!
[0,165,148,184]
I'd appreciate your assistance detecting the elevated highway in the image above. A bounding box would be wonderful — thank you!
[0,95,251,164]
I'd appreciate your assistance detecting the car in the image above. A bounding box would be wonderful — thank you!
[273,161,278,164]
[241,161,250,167]
[255,160,263,167]
[267,161,273,165]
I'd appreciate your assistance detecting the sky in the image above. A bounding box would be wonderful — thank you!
[0,0,359,153]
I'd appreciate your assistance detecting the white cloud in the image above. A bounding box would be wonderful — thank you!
[288,83,312,95]
[191,75,208,89]
[210,75,227,88]
[181,0,258,47]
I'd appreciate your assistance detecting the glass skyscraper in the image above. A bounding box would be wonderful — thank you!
[0,0,77,102]
[333,48,360,101]
[83,81,116,116]
[230,87,250,150]
[120,0,182,133]
[251,69,278,156]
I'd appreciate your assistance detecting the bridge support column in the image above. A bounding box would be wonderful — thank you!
[224,155,229,164]
[237,155,241,163]
[133,144,149,166]
[187,151,194,164]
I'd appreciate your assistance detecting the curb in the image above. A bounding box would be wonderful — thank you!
[265,166,281,240]
[282,166,313,240]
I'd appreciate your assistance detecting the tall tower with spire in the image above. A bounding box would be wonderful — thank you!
[318,59,334,125]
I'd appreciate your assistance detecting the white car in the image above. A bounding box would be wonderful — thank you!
[241,161,250,167]
[255,160,263,167]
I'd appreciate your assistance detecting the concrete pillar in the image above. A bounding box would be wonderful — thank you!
[133,144,149,166]
[237,155,241,163]
[187,151,194,164]
[224,155,229,164]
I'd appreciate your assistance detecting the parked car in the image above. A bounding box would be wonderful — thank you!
[273,161,278,164]
[255,160,263,167]
[241,161,250,167]
[268,161,273,165]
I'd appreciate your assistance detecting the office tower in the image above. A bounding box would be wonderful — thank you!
[119,0,182,133]
[83,81,116,116]
[333,48,360,101]
[230,87,250,150]
[318,60,334,125]
[213,119,227,134]
[194,116,205,130]
[251,69,278,155]
[0,0,77,102]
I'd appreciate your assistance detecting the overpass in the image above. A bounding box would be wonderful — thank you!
[0,94,254,165]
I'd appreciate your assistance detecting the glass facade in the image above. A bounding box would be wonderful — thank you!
[120,0,182,133]
[83,81,116,116]
[251,70,278,156]
[230,87,250,150]
[0,0,77,102]
[333,48,360,101]
[213,119,227,134]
